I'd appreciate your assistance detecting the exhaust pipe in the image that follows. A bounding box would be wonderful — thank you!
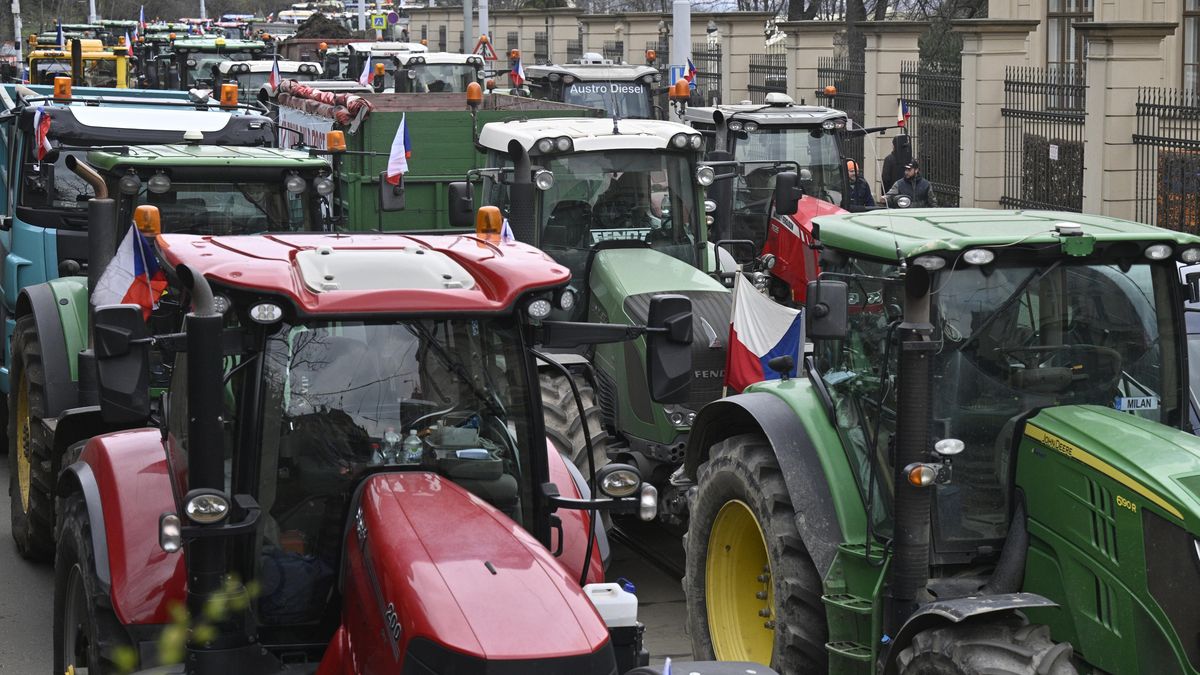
[71,38,83,85]
[507,139,536,243]
[66,155,115,296]
[886,264,934,634]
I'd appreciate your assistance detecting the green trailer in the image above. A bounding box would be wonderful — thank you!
[270,84,599,230]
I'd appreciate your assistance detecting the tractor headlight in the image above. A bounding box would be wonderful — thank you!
[743,121,759,132]
[822,120,836,130]
[184,490,230,524]
[727,120,743,132]
[536,137,554,154]
[147,172,171,194]
[1145,244,1173,260]
[314,175,335,196]
[556,287,576,311]
[118,171,142,195]
[1180,247,1200,264]
[597,465,641,498]
[554,136,572,152]
[212,294,232,315]
[695,165,715,187]
[285,173,307,194]
[186,58,197,67]
[534,169,555,191]
[527,298,553,319]
[689,134,703,150]
[670,133,690,149]
[159,513,182,553]
[913,255,945,271]
[249,302,283,324]
[963,248,995,265]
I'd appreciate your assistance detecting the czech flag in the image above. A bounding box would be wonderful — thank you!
[268,57,282,89]
[32,106,52,161]
[358,59,373,87]
[897,98,911,127]
[93,224,167,320]
[683,58,697,83]
[139,5,146,32]
[724,273,803,393]
[510,55,525,87]
[385,113,412,186]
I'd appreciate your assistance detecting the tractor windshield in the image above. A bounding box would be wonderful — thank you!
[529,150,700,279]
[231,69,318,92]
[254,317,536,627]
[563,81,653,119]
[813,256,1182,554]
[129,181,316,233]
[734,127,844,208]
[404,63,478,93]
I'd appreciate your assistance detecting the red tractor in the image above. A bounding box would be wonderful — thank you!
[53,207,717,675]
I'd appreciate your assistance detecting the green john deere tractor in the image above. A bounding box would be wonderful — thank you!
[683,209,1200,674]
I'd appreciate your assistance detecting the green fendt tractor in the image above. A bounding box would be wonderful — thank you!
[683,209,1200,674]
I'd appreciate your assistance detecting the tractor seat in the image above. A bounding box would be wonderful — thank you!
[543,200,592,250]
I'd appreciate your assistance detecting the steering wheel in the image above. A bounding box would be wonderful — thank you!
[993,344,1123,393]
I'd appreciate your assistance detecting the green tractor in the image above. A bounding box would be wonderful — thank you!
[683,209,1200,674]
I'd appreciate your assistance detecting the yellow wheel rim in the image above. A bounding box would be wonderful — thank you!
[705,499,774,664]
[15,369,30,513]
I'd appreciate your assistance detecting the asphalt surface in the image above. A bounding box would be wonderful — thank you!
[0,455,691,673]
[0,456,55,673]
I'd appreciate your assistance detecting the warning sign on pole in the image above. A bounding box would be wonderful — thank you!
[473,35,498,61]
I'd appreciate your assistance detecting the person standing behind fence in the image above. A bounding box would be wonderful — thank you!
[881,134,912,194]
[846,160,875,208]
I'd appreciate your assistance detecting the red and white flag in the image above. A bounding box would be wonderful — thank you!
[897,98,911,127]
[358,59,373,87]
[724,274,803,393]
[93,225,168,320]
[510,56,525,87]
[268,58,282,89]
[33,107,52,161]
[385,113,412,186]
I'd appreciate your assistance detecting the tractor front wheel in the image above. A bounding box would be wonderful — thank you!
[684,433,827,672]
[540,371,610,478]
[55,493,135,675]
[896,613,1078,674]
[8,315,56,561]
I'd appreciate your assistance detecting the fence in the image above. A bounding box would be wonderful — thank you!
[506,31,519,53]
[534,31,549,64]
[567,39,582,63]
[899,60,962,206]
[747,53,787,104]
[1000,65,1087,212]
[438,25,446,52]
[1134,87,1200,232]
[692,46,722,106]
[603,40,624,63]
[816,57,866,166]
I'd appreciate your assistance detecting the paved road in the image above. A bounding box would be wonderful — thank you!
[0,454,690,673]
[0,457,55,674]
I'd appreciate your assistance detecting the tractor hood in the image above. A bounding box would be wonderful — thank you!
[1022,406,1200,532]
[590,247,726,300]
[351,472,613,663]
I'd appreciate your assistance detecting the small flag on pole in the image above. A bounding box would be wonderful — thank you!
[93,225,168,321]
[897,98,911,127]
[500,218,515,243]
[268,57,282,89]
[32,106,52,161]
[385,113,412,186]
[139,5,146,32]
[510,55,525,87]
[684,58,697,83]
[358,59,373,87]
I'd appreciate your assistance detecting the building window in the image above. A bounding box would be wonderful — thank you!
[1047,0,1094,72]
[1186,0,1200,90]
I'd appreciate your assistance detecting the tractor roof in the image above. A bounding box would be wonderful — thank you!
[812,209,1200,261]
[16,101,273,147]
[158,233,571,315]
[396,52,485,67]
[87,144,325,171]
[347,41,428,54]
[478,117,699,153]
[684,98,848,127]
[217,59,323,74]
[170,38,267,52]
[525,61,659,82]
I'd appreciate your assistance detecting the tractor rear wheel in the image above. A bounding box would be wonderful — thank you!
[684,434,827,672]
[8,315,56,561]
[55,493,135,675]
[540,371,610,478]
[896,613,1078,675]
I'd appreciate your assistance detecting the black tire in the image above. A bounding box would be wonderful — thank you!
[54,493,136,675]
[896,613,1078,675]
[540,371,610,477]
[8,314,56,561]
[683,433,827,672]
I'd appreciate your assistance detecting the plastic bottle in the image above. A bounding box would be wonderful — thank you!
[382,427,401,463]
[403,429,423,463]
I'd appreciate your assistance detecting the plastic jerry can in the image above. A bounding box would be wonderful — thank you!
[583,582,639,628]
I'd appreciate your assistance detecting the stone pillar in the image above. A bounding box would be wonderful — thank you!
[777,21,836,106]
[720,14,773,105]
[954,19,1039,208]
[859,21,927,186]
[1076,22,1177,220]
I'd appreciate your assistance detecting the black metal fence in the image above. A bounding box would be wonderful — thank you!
[534,31,548,64]
[817,57,866,166]
[692,46,722,106]
[567,39,582,63]
[1001,65,1087,212]
[438,25,447,52]
[603,40,624,63]
[899,60,962,206]
[1134,88,1200,232]
[506,31,519,53]
[747,53,787,104]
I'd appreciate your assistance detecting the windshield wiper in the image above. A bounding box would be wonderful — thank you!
[958,259,1062,354]
[406,322,507,418]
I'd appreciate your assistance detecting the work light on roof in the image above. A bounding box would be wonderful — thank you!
[670,133,690,149]
[727,120,743,132]
[148,172,171,194]
[285,173,307,194]
[963,249,995,266]
[250,303,283,324]
[742,121,758,132]
[314,175,335,196]
[1145,244,1172,260]
[1181,247,1200,264]
[118,171,142,196]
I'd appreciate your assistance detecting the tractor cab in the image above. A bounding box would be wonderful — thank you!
[167,38,268,89]
[524,54,662,120]
[346,41,427,81]
[452,118,732,528]
[684,93,855,302]
[392,52,485,93]
[27,38,132,88]
[97,20,139,46]
[215,59,323,95]
[56,226,695,673]
[683,209,1200,674]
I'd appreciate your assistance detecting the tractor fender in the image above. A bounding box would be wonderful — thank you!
[683,391,845,576]
[880,592,1060,675]
[14,278,89,418]
[56,428,184,626]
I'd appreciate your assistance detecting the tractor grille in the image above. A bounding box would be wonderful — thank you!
[624,290,732,411]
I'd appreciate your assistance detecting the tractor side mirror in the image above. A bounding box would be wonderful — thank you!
[93,304,151,424]
[645,294,692,404]
[448,181,475,228]
[804,280,848,340]
[378,171,406,211]
[774,170,802,216]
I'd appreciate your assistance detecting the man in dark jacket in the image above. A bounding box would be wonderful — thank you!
[883,160,938,208]
[846,160,875,208]
[881,134,912,192]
